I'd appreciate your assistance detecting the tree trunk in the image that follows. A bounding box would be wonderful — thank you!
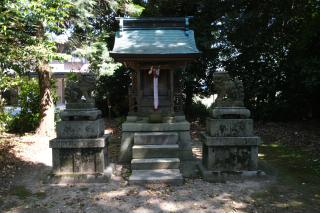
[35,21,55,136]
[36,62,55,136]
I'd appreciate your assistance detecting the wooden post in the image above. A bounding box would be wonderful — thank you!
[170,68,174,115]
[137,69,141,114]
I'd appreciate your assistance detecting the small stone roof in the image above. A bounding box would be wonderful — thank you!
[110,17,201,61]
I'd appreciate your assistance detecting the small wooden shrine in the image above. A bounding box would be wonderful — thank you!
[110,17,201,117]
[110,17,201,186]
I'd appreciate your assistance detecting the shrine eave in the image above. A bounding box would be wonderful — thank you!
[110,53,201,62]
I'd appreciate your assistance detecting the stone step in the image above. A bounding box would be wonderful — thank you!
[129,169,183,186]
[134,132,178,145]
[131,158,180,170]
[132,145,179,159]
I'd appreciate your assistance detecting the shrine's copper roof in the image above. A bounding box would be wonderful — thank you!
[110,17,201,62]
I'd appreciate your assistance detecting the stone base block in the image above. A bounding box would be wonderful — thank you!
[129,169,183,186]
[50,134,110,148]
[51,134,110,174]
[215,100,244,107]
[45,163,115,184]
[201,133,260,171]
[197,163,266,181]
[206,118,253,137]
[66,102,95,109]
[56,118,105,139]
[209,107,250,119]
[201,133,260,146]
[59,109,102,121]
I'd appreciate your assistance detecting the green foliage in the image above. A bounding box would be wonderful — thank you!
[0,103,14,132]
[65,71,80,84]
[0,0,72,74]
[94,66,133,118]
[68,0,144,77]
[194,0,320,121]
[184,100,209,122]
[116,116,126,126]
[5,75,60,133]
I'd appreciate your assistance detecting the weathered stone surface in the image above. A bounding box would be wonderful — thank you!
[118,141,134,163]
[181,150,194,161]
[178,140,192,150]
[206,118,253,137]
[180,161,199,178]
[163,117,175,123]
[213,71,245,107]
[209,107,250,119]
[121,132,134,143]
[66,102,95,109]
[52,146,109,174]
[175,115,185,121]
[215,100,244,107]
[122,121,190,131]
[132,145,179,158]
[59,109,102,121]
[202,143,259,171]
[129,169,183,186]
[126,116,137,122]
[134,132,178,145]
[56,118,105,139]
[178,131,191,141]
[149,112,163,123]
[50,134,110,148]
[201,133,260,146]
[45,163,115,184]
[65,73,96,105]
[131,158,180,170]
[197,163,266,181]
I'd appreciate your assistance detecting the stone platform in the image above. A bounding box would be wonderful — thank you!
[119,116,193,163]
[120,116,193,186]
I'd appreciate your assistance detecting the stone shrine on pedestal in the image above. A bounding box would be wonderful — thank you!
[47,73,114,183]
[198,71,265,181]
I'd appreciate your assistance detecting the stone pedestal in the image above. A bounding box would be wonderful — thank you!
[198,108,265,181]
[47,108,114,184]
[119,116,194,163]
[120,115,192,186]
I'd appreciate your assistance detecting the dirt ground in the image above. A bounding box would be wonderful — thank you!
[0,119,319,212]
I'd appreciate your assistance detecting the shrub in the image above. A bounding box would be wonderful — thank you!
[94,66,133,118]
[6,74,60,133]
[184,100,209,123]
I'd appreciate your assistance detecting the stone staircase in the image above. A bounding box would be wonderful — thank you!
[129,132,183,186]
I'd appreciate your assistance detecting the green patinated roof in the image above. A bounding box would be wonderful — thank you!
[110,17,201,61]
